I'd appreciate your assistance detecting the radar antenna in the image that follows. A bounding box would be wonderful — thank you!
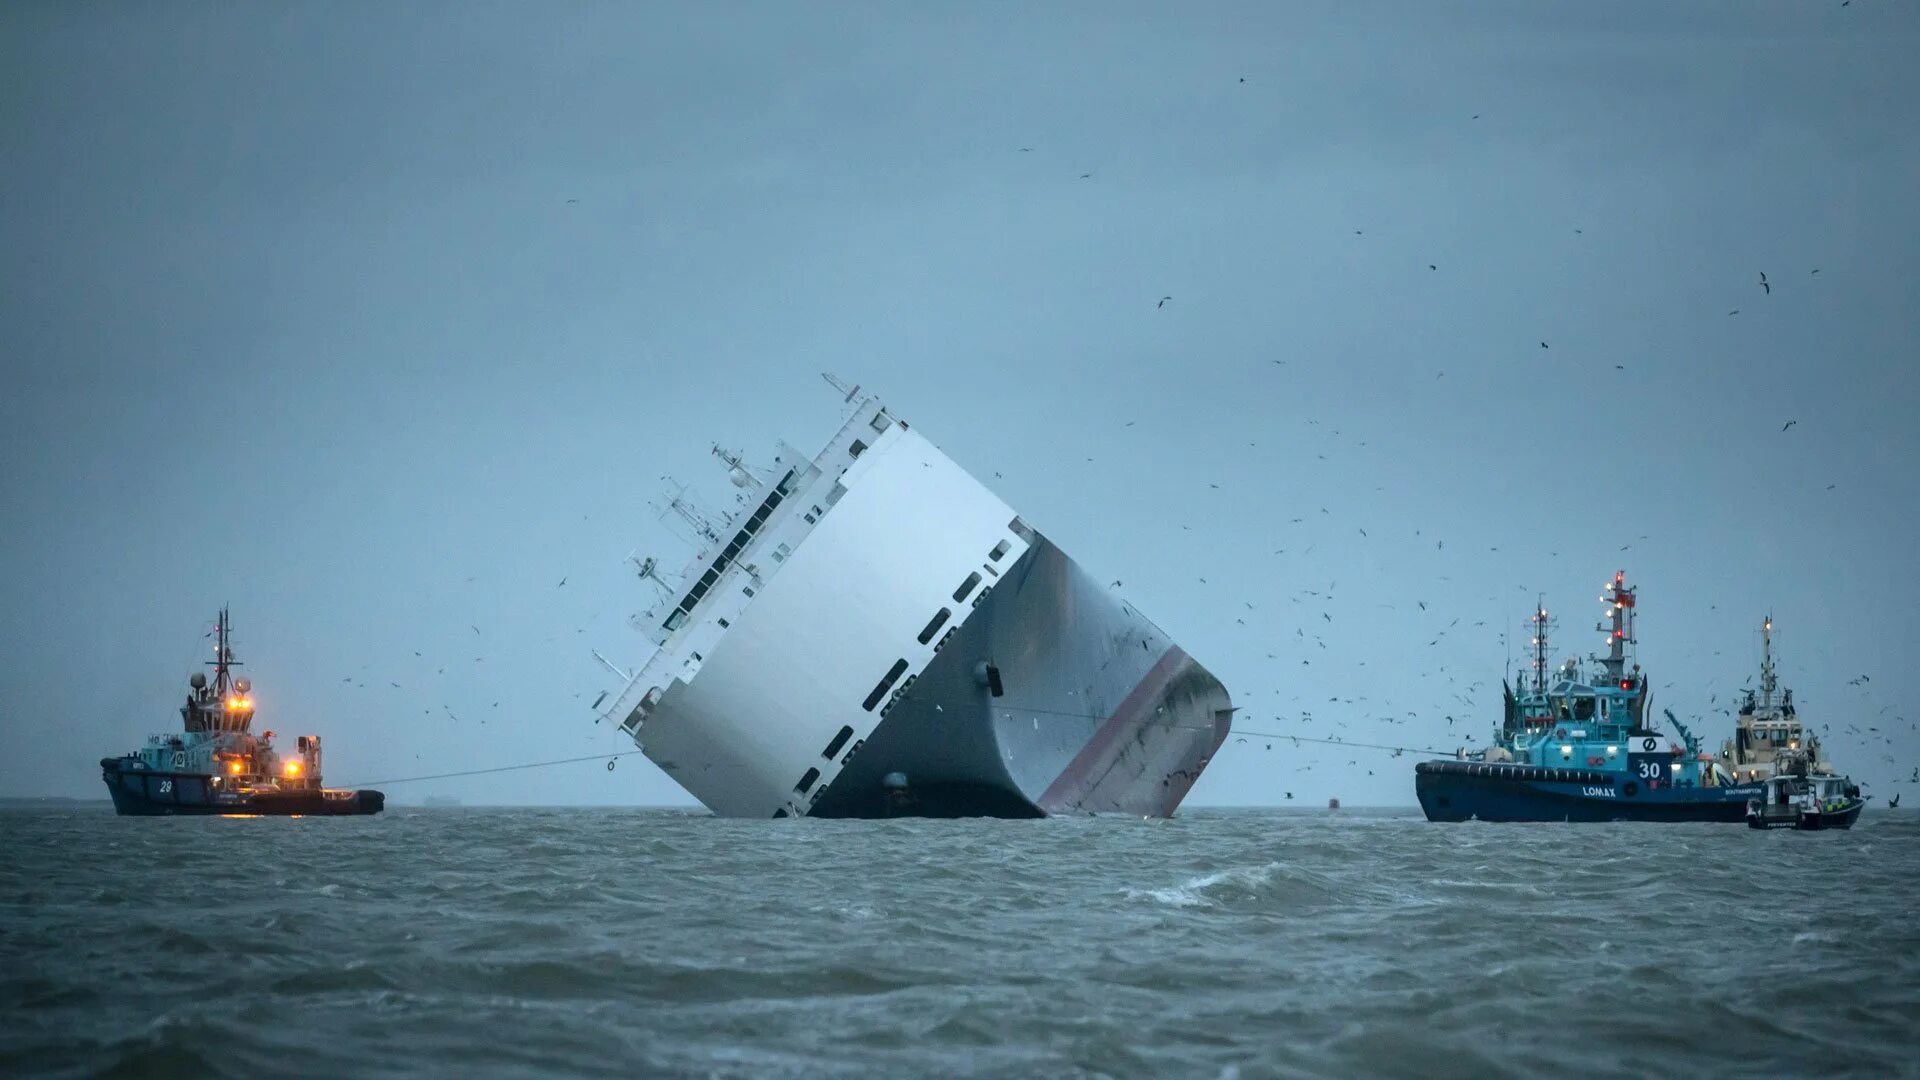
[625,550,675,604]
[711,444,763,490]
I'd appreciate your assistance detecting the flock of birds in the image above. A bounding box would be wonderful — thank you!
[332,44,1909,803]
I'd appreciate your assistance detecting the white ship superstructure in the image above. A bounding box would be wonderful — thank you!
[592,378,1232,818]
[1721,616,1831,783]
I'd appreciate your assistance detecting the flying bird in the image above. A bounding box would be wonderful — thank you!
[1782,420,1797,431]
[1540,341,1549,349]
[1158,296,1171,309]
[557,577,567,588]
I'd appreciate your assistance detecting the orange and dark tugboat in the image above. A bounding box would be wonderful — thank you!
[99,609,384,816]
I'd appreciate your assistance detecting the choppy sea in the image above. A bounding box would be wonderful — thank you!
[2,806,1915,1079]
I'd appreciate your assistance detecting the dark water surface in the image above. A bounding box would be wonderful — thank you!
[3,806,1916,1079]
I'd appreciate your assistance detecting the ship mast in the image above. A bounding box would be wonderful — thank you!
[1528,597,1552,693]
[1597,571,1636,687]
[1759,614,1777,709]
[207,606,241,697]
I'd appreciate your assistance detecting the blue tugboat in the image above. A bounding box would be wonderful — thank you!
[99,609,384,816]
[1416,572,1761,822]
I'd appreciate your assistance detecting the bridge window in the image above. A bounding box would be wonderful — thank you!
[953,572,983,603]
[988,540,1010,562]
[794,768,820,794]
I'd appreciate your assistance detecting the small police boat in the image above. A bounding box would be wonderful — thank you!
[1747,768,1867,830]
[1416,572,1761,823]
[100,609,383,816]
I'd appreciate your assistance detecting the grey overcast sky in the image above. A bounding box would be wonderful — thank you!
[3,2,1917,807]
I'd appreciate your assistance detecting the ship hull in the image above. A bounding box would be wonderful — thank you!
[809,537,1232,819]
[1415,761,1759,823]
[100,760,383,816]
[618,403,1233,820]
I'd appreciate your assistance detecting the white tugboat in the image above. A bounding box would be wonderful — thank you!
[588,376,1233,818]
[1720,616,1835,784]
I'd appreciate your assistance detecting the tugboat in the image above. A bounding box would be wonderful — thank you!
[99,609,384,816]
[1718,616,1834,784]
[1746,765,1867,830]
[1415,572,1763,822]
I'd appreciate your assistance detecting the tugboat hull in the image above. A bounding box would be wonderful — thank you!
[1416,761,1760,823]
[101,760,383,816]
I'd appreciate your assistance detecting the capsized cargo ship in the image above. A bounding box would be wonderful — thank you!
[589,376,1232,818]
[100,609,384,816]
[1416,572,1762,823]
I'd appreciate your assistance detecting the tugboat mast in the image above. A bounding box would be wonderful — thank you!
[1597,571,1636,687]
[1528,597,1552,694]
[206,606,241,698]
[1759,614,1777,710]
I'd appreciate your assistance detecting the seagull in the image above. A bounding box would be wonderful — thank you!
[557,577,567,588]
[1540,341,1549,349]
[1759,272,1770,295]
[1428,264,1437,270]
[471,625,480,635]
[1110,580,1122,588]
[1078,173,1092,179]
[565,198,578,204]
[1729,310,1740,316]
[1782,420,1797,431]
[1018,147,1032,152]
[1811,268,1821,275]
[1158,296,1171,309]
